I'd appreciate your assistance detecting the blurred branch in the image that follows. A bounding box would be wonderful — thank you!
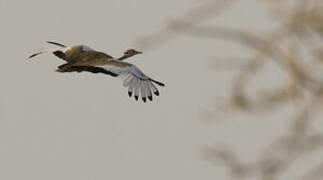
[299,162,323,180]
[204,99,323,180]
[138,0,323,179]
[135,0,236,50]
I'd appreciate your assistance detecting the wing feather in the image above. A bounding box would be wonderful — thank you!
[100,61,164,102]
[128,77,137,97]
[141,81,147,102]
[29,42,70,59]
[146,81,153,101]
[123,74,133,87]
[134,80,140,101]
[149,81,159,96]
[28,47,65,59]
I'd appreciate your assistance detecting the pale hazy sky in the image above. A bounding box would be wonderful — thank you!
[0,0,316,180]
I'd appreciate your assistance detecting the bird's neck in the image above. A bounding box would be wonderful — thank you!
[118,54,133,61]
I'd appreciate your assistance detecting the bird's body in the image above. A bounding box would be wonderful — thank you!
[29,42,165,102]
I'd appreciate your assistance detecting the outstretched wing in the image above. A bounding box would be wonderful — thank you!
[100,61,165,102]
[28,42,99,61]
[28,41,68,60]
[28,47,66,59]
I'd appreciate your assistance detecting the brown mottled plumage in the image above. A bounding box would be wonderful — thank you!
[29,42,164,102]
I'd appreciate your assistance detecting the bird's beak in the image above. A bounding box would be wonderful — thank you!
[137,51,143,54]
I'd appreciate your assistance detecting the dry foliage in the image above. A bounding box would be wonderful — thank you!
[136,0,323,179]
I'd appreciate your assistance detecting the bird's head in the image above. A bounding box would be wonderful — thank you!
[118,49,143,61]
[124,49,142,57]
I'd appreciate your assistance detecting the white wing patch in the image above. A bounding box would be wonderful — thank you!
[100,62,161,102]
[82,45,94,51]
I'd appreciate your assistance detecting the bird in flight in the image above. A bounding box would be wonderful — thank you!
[29,41,165,102]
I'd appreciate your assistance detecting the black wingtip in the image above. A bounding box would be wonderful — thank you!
[135,96,139,101]
[28,52,41,59]
[128,91,132,97]
[158,82,165,87]
[28,54,36,59]
[46,41,66,47]
[149,78,165,87]
[142,97,147,103]
[148,96,153,101]
[154,91,159,96]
